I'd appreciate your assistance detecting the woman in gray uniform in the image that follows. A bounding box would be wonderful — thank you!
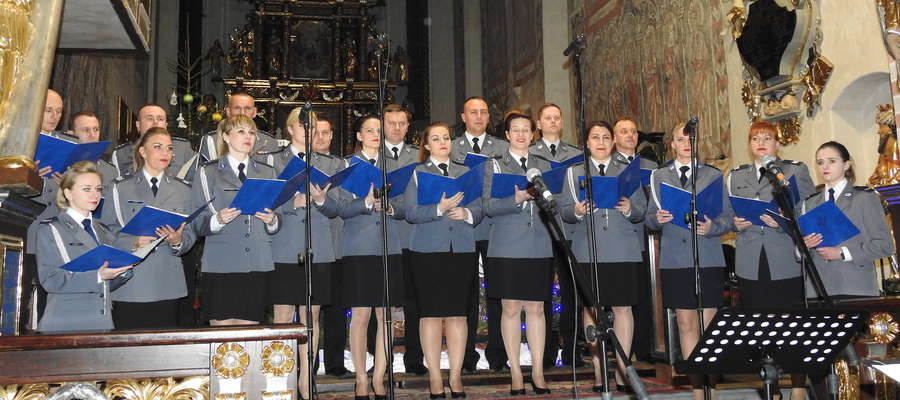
[101,128,196,329]
[404,122,483,398]
[646,121,732,398]
[801,141,894,298]
[558,121,646,393]
[35,161,134,332]
[484,111,553,395]
[336,115,406,400]
[191,115,280,326]
[266,108,341,399]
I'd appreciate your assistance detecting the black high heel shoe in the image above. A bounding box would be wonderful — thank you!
[616,383,634,394]
[509,386,526,396]
[591,384,604,393]
[354,383,370,400]
[370,382,386,400]
[450,391,466,398]
[429,392,446,399]
[530,382,551,395]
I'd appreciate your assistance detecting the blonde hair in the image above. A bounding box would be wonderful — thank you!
[216,115,257,157]
[285,107,318,140]
[55,161,101,209]
[133,127,171,173]
[663,121,688,161]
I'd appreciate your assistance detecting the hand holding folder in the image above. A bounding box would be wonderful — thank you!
[119,200,213,237]
[277,155,333,188]
[574,159,643,209]
[490,173,529,198]
[416,163,484,206]
[35,133,110,174]
[796,201,861,247]
[659,175,724,230]
[730,196,777,226]
[229,173,307,215]
[60,237,165,272]
[339,159,417,198]
[463,153,491,168]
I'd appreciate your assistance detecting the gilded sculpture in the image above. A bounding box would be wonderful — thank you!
[868,104,900,186]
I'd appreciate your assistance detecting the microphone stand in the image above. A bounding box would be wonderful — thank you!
[567,33,611,399]
[300,100,317,400]
[684,117,711,400]
[372,31,397,400]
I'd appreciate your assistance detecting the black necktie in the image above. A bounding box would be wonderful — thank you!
[392,147,399,160]
[758,166,766,183]
[549,144,557,157]
[81,218,99,244]
[150,177,158,197]
[368,158,376,165]
[679,165,690,187]
[627,155,634,162]
[520,157,527,172]
[237,163,246,182]
[298,152,306,160]
[598,164,606,176]
[438,163,449,176]
[472,137,481,154]
[828,188,835,202]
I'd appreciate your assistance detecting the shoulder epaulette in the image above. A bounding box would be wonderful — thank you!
[854,185,875,193]
[451,160,466,167]
[492,154,504,159]
[731,164,751,172]
[39,216,59,224]
[782,159,802,165]
[201,158,220,167]
[171,176,191,186]
[113,174,131,184]
[113,141,132,151]
[614,157,629,165]
[703,163,720,171]
[171,136,189,142]
[255,160,275,169]
[314,151,335,159]
[531,154,551,163]
[805,191,821,201]
[661,160,674,168]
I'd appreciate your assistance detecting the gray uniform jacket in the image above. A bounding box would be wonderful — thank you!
[27,159,118,254]
[645,162,733,269]
[385,143,419,250]
[531,139,581,238]
[450,134,509,242]
[191,158,281,273]
[266,148,342,264]
[800,185,894,297]
[101,173,196,302]
[559,159,646,263]
[36,212,121,332]
[198,129,281,163]
[727,160,815,280]
[111,137,196,179]
[615,152,658,251]
[483,152,554,259]
[335,152,407,257]
[404,160,484,253]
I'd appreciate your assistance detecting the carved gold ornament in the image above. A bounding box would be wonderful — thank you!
[0,0,33,120]
[260,341,295,376]
[211,343,251,379]
[727,6,746,39]
[775,117,802,145]
[834,359,860,400]
[103,377,209,400]
[214,394,246,400]
[868,312,899,344]
[260,391,292,400]
[0,384,49,400]
[801,54,834,114]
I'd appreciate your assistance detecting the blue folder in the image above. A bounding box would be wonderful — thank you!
[490,173,529,198]
[35,133,110,174]
[641,169,653,186]
[550,155,584,170]
[230,173,307,215]
[659,175,724,230]
[729,196,777,226]
[276,155,331,186]
[340,158,416,198]
[60,245,142,272]
[784,175,802,205]
[119,200,212,237]
[577,176,621,209]
[797,201,861,247]
[416,163,484,206]
[617,158,643,198]
[542,165,569,194]
[463,153,491,168]
[92,197,104,219]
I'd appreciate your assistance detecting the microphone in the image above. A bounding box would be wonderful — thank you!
[526,168,554,203]
[563,34,585,57]
[683,116,699,136]
[762,155,791,187]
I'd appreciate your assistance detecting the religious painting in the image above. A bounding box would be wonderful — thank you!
[288,19,334,80]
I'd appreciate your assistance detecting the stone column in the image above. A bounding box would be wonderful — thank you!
[541,0,574,143]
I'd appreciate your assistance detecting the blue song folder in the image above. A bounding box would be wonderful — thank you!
[119,200,213,237]
[574,159,644,208]
[797,201,861,247]
[659,175,724,230]
[641,169,653,186]
[35,133,110,174]
[340,158,416,198]
[550,155,584,170]
[416,163,484,206]
[730,196,776,226]
[463,153,491,168]
[490,173,529,198]
[276,155,331,184]
[542,166,569,194]
[60,236,164,272]
[230,172,307,215]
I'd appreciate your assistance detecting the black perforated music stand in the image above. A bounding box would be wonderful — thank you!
[675,308,869,399]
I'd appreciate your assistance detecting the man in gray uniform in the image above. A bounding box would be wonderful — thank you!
[449,96,510,373]
[110,104,197,179]
[197,92,282,163]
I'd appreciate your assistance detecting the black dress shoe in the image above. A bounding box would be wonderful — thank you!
[406,364,428,376]
[326,367,352,378]
[429,392,446,399]
[450,391,467,398]
[616,384,634,394]
[591,385,604,393]
[354,383,370,400]
[530,382,551,395]
[509,388,526,396]
[490,364,509,373]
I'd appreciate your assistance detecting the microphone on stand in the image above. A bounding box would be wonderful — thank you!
[526,168,554,203]
[762,155,791,188]
[683,116,699,137]
[563,34,585,57]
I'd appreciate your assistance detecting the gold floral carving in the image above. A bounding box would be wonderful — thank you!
[868,312,899,344]
[775,117,802,145]
[260,341,295,377]
[726,6,746,39]
[801,54,834,113]
[879,0,900,32]
[211,343,251,379]
[834,359,860,400]
[260,391,291,400]
[0,0,33,121]
[0,384,49,400]
[103,377,209,400]
[214,393,246,400]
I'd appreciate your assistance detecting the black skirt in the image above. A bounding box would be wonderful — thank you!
[485,257,553,302]
[739,247,804,308]
[660,267,725,309]
[577,262,640,306]
[340,255,405,307]
[408,251,477,317]
[268,262,334,306]
[201,271,270,322]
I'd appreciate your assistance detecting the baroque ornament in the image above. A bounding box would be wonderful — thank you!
[103,377,209,400]
[0,384,49,400]
[868,312,899,344]
[211,343,251,379]
[260,341,295,377]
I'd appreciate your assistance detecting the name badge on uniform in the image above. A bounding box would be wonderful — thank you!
[127,200,144,204]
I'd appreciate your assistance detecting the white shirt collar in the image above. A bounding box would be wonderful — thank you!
[673,159,693,177]
[386,141,404,153]
[618,151,636,160]
[465,131,486,148]
[591,156,611,173]
[430,156,450,170]
[542,138,560,148]
[359,150,378,165]
[66,207,92,224]
[509,150,528,164]
[826,178,849,198]
[226,154,250,177]
[290,144,306,158]
[142,168,164,188]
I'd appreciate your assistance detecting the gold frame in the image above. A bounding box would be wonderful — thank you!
[0,233,25,336]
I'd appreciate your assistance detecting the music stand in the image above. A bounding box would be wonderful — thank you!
[675,308,869,400]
